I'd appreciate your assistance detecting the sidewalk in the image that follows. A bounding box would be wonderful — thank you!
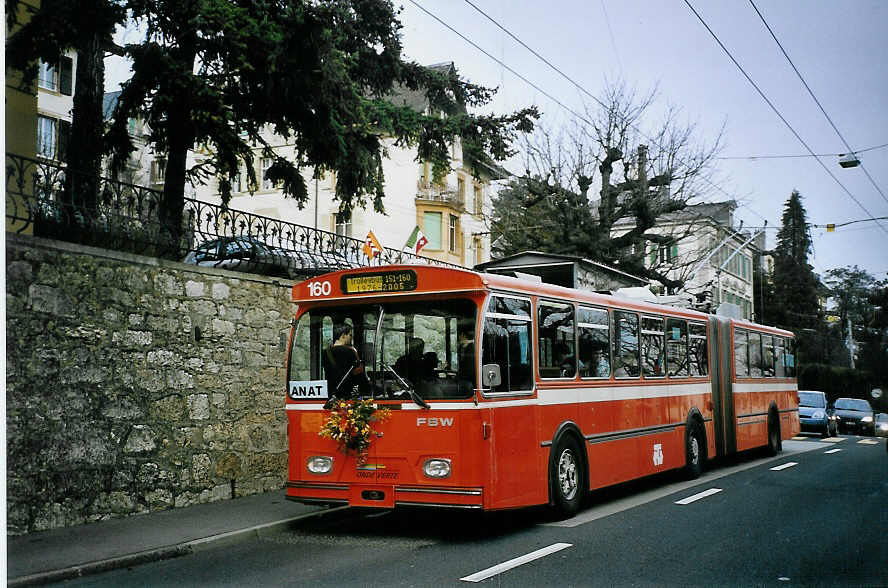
[7,490,335,586]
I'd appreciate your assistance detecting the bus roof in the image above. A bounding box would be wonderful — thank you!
[291,264,793,337]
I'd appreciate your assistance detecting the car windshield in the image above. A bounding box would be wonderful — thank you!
[289,299,477,402]
[834,398,871,411]
[799,391,826,408]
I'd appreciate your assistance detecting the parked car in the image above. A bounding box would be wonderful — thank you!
[798,390,837,438]
[833,397,875,436]
[183,236,360,279]
[875,413,888,438]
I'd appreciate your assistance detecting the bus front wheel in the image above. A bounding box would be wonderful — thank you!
[550,435,585,519]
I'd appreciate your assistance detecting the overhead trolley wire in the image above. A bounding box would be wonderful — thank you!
[748,0,888,208]
[418,0,771,225]
[716,141,888,160]
[684,0,888,238]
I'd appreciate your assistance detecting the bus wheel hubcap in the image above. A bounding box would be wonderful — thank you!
[558,449,578,500]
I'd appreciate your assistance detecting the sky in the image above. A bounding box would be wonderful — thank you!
[394,0,888,280]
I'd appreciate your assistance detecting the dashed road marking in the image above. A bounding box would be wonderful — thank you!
[460,543,573,583]
[824,448,842,454]
[675,488,723,505]
[857,439,879,445]
[770,462,798,471]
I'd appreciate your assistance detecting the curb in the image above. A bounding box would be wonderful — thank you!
[8,506,349,587]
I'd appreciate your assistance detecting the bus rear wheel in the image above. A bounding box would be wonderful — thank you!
[550,436,585,519]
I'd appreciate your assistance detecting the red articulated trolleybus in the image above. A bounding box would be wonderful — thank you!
[285,265,799,517]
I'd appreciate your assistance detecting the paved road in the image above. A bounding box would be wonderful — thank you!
[60,436,886,587]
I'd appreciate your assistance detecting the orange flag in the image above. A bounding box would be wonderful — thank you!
[362,231,383,258]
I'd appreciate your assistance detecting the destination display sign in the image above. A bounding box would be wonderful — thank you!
[341,270,417,294]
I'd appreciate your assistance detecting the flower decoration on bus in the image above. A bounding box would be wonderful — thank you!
[319,399,391,464]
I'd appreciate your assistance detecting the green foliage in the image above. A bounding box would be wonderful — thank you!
[799,363,876,405]
[103,0,537,227]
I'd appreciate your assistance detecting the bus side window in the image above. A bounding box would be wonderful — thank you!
[613,311,640,378]
[641,316,665,378]
[482,296,533,393]
[538,301,575,379]
[689,322,708,377]
[774,337,786,377]
[761,335,775,377]
[748,332,762,378]
[666,318,689,377]
[734,329,749,378]
[578,307,610,378]
[784,337,796,378]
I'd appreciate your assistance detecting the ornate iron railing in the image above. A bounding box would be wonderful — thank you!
[6,152,458,276]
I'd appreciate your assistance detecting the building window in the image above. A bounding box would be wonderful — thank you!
[261,157,279,190]
[449,214,458,252]
[334,212,352,237]
[473,236,483,266]
[423,211,442,249]
[458,176,466,207]
[473,184,482,215]
[38,57,73,95]
[36,115,69,160]
[151,158,166,184]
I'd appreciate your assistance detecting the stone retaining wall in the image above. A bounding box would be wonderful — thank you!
[6,234,299,535]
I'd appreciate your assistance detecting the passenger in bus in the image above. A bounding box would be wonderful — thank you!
[321,324,367,405]
[556,342,576,378]
[419,351,442,397]
[394,336,425,384]
[591,347,610,377]
[615,353,639,377]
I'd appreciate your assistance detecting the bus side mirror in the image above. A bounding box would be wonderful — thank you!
[481,364,502,388]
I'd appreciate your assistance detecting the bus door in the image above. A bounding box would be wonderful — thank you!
[480,294,542,509]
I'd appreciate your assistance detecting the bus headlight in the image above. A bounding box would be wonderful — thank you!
[423,458,452,479]
[306,456,333,474]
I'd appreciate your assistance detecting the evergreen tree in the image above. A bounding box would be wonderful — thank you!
[770,190,821,330]
[103,0,537,249]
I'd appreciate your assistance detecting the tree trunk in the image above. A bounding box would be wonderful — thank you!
[63,32,105,218]
[159,36,198,258]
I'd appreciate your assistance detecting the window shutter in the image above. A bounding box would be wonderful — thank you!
[60,56,74,96]
[670,244,678,259]
[58,120,71,160]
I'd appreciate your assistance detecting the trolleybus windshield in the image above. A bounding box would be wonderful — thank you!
[289,298,476,402]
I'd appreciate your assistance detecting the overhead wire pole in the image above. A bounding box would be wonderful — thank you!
[684,0,888,238]
[749,0,888,207]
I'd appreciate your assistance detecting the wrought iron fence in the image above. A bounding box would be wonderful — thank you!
[6,152,458,278]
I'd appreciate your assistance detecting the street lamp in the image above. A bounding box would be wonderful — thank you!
[838,153,860,168]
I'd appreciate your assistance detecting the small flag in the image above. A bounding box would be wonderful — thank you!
[404,225,429,255]
[362,230,383,258]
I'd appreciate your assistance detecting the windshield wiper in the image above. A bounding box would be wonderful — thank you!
[382,363,429,409]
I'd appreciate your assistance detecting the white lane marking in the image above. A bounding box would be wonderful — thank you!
[770,462,798,471]
[674,488,723,505]
[857,439,879,445]
[460,543,573,583]
[546,440,821,528]
[824,448,843,454]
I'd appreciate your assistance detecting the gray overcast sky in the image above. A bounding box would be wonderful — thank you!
[397,0,888,279]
